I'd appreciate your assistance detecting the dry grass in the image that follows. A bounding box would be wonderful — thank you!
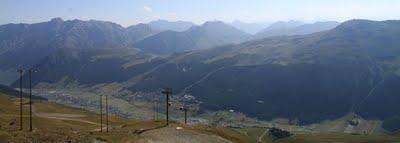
[1,93,399,143]
[0,93,241,142]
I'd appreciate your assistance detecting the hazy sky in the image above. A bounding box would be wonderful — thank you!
[1,0,399,26]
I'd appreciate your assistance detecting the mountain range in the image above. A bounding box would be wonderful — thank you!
[1,18,399,131]
[148,19,195,32]
[0,18,161,84]
[127,20,400,125]
[229,20,271,34]
[133,21,251,54]
[255,21,340,39]
[0,18,340,69]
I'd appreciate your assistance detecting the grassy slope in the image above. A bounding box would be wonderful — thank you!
[0,92,228,142]
[0,92,144,142]
[1,91,399,143]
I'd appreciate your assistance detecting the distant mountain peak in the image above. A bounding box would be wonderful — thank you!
[131,23,151,29]
[337,19,372,25]
[49,17,64,25]
[334,19,375,28]
[203,20,225,25]
[148,19,195,32]
[329,19,400,36]
[266,20,305,30]
[126,23,160,42]
[199,21,233,30]
[314,21,340,24]
[152,19,168,22]
[232,20,242,23]
[229,20,271,34]
[256,20,340,38]
[133,20,250,54]
[50,17,64,22]
[153,19,192,23]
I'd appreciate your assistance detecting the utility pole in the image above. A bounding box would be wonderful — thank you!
[18,67,23,131]
[106,94,108,133]
[155,97,159,120]
[153,101,156,120]
[153,97,159,121]
[100,94,103,132]
[162,88,172,125]
[155,101,158,120]
[156,101,159,120]
[180,106,188,124]
[185,109,187,124]
[28,68,33,132]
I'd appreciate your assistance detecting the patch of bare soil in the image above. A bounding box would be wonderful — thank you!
[141,126,232,143]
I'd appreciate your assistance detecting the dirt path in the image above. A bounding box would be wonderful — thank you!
[369,122,379,135]
[258,129,268,143]
[125,51,195,86]
[356,78,385,112]
[178,66,226,96]
[328,121,346,132]
[32,106,98,125]
[141,127,232,143]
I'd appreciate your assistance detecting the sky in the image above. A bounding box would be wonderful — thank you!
[1,0,400,27]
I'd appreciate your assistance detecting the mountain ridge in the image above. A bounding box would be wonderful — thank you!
[148,19,195,32]
[133,21,251,54]
[255,20,340,39]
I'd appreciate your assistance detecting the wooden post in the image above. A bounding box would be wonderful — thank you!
[18,68,23,131]
[166,92,169,125]
[154,100,158,120]
[184,109,187,124]
[162,88,172,125]
[153,94,159,121]
[180,106,188,124]
[156,102,158,120]
[29,69,33,132]
[155,98,159,120]
[153,101,156,120]
[100,95,103,132]
[106,94,108,133]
